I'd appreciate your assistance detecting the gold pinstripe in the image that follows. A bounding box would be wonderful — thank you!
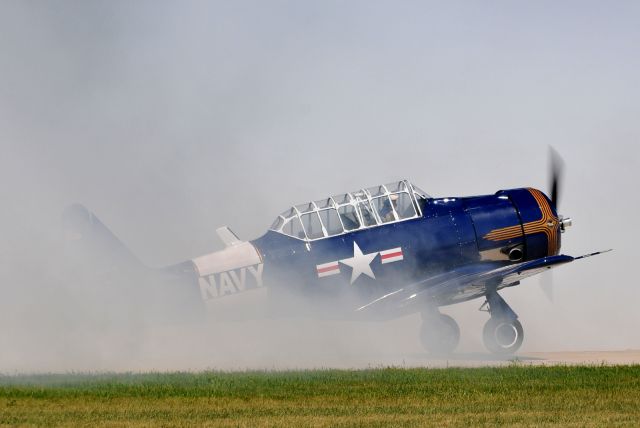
[483,188,559,255]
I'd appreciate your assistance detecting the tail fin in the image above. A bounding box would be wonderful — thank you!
[62,204,144,275]
[61,204,203,324]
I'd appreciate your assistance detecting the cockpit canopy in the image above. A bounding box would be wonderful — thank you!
[270,180,429,241]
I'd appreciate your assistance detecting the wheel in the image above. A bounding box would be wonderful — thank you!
[420,313,460,355]
[483,317,524,354]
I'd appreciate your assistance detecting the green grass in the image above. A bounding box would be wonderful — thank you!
[1,365,639,427]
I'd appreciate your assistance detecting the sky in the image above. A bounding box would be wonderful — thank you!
[0,1,638,370]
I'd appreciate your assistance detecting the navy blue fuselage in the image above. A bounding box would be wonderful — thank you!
[251,187,560,317]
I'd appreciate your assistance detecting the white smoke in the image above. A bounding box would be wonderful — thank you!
[0,1,638,372]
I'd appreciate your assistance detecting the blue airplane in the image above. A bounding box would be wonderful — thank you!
[63,154,608,355]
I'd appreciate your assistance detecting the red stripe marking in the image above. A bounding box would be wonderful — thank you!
[381,251,403,260]
[317,264,339,274]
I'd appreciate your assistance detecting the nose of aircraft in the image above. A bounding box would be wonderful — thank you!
[494,188,562,258]
[560,216,572,232]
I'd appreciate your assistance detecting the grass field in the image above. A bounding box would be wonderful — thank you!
[1,365,639,427]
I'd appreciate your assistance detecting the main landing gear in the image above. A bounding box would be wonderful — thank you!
[479,291,524,354]
[419,291,524,356]
[419,308,460,355]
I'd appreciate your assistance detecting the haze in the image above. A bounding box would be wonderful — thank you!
[0,1,638,372]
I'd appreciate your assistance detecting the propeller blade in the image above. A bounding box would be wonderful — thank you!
[549,146,564,210]
[542,148,566,302]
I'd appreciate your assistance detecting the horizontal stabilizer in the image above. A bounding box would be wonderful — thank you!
[216,226,241,247]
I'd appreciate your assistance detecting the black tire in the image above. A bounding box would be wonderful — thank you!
[420,313,460,355]
[483,317,524,355]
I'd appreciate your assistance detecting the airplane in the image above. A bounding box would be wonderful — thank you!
[62,153,609,355]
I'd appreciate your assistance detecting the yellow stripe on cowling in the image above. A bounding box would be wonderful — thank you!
[482,188,559,255]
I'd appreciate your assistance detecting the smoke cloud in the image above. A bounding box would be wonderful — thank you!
[1,1,639,372]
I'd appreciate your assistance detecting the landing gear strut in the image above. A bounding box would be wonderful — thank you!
[480,291,524,354]
[420,309,460,355]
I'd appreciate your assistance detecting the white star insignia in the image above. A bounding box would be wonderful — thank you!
[340,242,378,284]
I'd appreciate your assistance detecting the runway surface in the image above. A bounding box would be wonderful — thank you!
[523,350,640,366]
[200,350,640,370]
[3,347,639,372]
[121,348,640,371]
[230,350,640,370]
[349,350,640,369]
[3,309,639,372]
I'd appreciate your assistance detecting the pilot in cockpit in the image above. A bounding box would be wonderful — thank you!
[380,194,399,222]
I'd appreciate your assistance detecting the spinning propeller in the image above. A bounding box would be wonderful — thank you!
[541,147,570,301]
[549,146,563,212]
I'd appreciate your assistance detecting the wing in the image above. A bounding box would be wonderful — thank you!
[357,250,610,316]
